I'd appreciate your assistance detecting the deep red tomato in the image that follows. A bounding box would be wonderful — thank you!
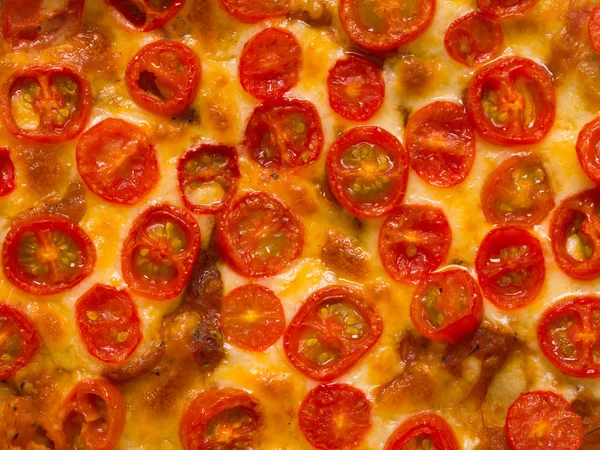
[327,126,409,218]
[384,412,460,450]
[476,227,545,310]
[121,204,201,300]
[244,98,323,169]
[218,0,290,22]
[0,304,39,379]
[405,101,475,188]
[576,116,600,185]
[339,0,435,51]
[178,144,240,214]
[379,205,452,284]
[105,0,185,31]
[179,388,262,450]
[481,153,555,227]
[126,40,200,116]
[327,56,385,122]
[538,297,600,377]
[0,147,16,196]
[77,118,159,205]
[589,6,600,56]
[465,57,556,145]
[550,188,600,280]
[444,11,503,66]
[239,28,301,100]
[2,213,96,295]
[216,192,303,277]
[410,269,484,345]
[283,285,382,381]
[76,284,142,364]
[0,64,92,143]
[221,284,285,352]
[506,391,583,450]
[60,378,126,450]
[298,383,371,450]
[478,0,539,18]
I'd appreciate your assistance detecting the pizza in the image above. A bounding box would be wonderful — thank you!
[0,0,600,449]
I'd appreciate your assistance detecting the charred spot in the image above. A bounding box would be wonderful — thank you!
[173,107,200,124]
[397,105,412,128]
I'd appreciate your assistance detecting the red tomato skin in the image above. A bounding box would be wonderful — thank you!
[105,0,185,31]
[0,304,39,379]
[576,116,600,185]
[444,11,503,66]
[384,412,460,450]
[589,6,600,56]
[0,147,16,196]
[218,0,290,23]
[478,0,539,18]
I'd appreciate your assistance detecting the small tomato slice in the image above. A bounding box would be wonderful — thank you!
[0,304,39,379]
[2,214,96,295]
[405,101,475,188]
[283,285,382,381]
[478,0,538,19]
[0,147,16,196]
[589,6,600,56]
[444,11,503,66]
[538,297,600,378]
[105,0,185,31]
[576,116,600,185]
[121,204,201,300]
[76,118,159,205]
[384,412,460,450]
[218,0,290,23]
[298,383,371,450]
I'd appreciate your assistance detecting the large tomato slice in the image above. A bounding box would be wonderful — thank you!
[0,304,39,379]
[444,11,503,67]
[0,147,16,197]
[384,412,460,450]
[105,0,185,31]
[218,0,290,23]
[576,116,600,185]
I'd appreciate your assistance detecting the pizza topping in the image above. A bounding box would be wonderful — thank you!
[576,116,600,185]
[0,304,39,379]
[0,147,16,197]
[105,0,185,31]
[320,231,370,280]
[571,392,600,448]
[444,12,503,67]
[384,412,460,450]
[478,0,539,18]
[590,6,600,56]
[219,0,290,22]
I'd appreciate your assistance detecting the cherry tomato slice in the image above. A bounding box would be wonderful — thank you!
[239,28,301,101]
[589,6,600,57]
[126,40,200,116]
[218,0,290,23]
[179,388,262,450]
[410,269,484,345]
[339,0,435,51]
[221,284,285,352]
[538,297,600,378]
[298,383,371,450]
[2,213,96,295]
[283,285,382,381]
[60,378,126,450]
[121,204,201,300]
[216,192,304,277]
[178,144,240,214]
[76,284,142,364]
[379,205,452,285]
[481,153,555,227]
[384,412,460,450]
[0,304,39,379]
[0,64,92,144]
[444,11,503,66]
[476,227,545,310]
[0,147,16,196]
[550,188,600,280]
[327,126,409,218]
[76,118,159,205]
[327,56,385,122]
[244,98,324,169]
[405,101,475,188]
[105,0,185,31]
[478,0,539,19]
[465,57,556,145]
[506,391,583,450]
[576,116,600,185]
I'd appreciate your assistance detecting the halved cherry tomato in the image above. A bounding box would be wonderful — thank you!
[76,284,142,364]
[339,0,435,51]
[178,144,240,214]
[481,153,555,227]
[465,57,556,145]
[576,116,600,185]
[179,388,262,450]
[244,98,323,169]
[550,188,600,280]
[283,285,382,381]
[121,204,201,300]
[478,0,539,19]
[60,378,126,450]
[0,64,92,143]
[327,56,385,122]
[0,304,39,379]
[506,391,583,450]
[444,11,503,66]
[105,0,185,31]
[221,284,285,352]
[76,118,159,205]
[126,40,200,116]
[239,28,301,100]
[216,192,303,277]
[410,269,483,344]
[379,205,452,284]
[538,297,600,377]
[384,412,460,450]
[476,227,545,310]
[218,0,290,23]
[298,383,371,450]
[0,147,16,196]
[2,214,96,295]
[327,126,409,218]
[589,6,600,56]
[405,101,475,188]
